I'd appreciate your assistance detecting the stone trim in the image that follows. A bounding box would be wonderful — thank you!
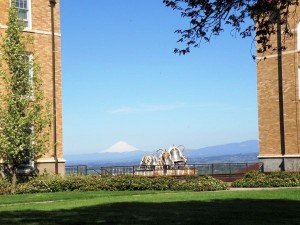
[258,155,300,158]
[256,49,298,60]
[37,158,66,163]
[0,158,66,163]
[0,23,61,37]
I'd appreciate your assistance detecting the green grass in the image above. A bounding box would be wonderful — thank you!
[0,189,299,225]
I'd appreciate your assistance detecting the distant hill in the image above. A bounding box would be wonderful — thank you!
[188,153,258,164]
[186,140,258,158]
[65,151,145,166]
[65,140,259,166]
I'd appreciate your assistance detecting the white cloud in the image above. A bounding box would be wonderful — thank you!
[109,107,134,114]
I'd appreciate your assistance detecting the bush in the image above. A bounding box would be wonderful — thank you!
[170,176,228,191]
[14,174,228,194]
[0,178,11,195]
[193,176,228,191]
[232,171,300,188]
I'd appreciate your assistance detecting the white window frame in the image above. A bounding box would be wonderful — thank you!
[11,0,32,30]
[22,53,34,99]
[28,53,33,87]
[27,53,34,99]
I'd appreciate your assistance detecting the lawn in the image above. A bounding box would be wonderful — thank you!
[0,188,299,225]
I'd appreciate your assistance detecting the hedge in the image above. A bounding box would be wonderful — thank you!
[232,171,300,188]
[0,175,228,195]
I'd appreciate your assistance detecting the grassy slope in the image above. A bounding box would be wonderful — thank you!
[0,189,299,225]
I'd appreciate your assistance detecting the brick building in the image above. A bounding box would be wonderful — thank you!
[257,9,300,171]
[0,0,65,174]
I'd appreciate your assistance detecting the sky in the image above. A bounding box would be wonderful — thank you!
[61,0,258,155]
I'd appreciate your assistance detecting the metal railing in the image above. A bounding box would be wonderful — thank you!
[66,162,263,177]
[65,165,88,175]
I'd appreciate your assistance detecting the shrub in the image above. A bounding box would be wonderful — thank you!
[171,176,228,191]
[14,174,228,194]
[0,178,11,195]
[232,171,300,188]
[129,175,153,190]
[193,176,228,191]
[149,176,175,190]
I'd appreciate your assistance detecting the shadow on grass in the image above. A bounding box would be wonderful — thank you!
[0,199,299,225]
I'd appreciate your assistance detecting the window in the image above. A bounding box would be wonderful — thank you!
[26,53,34,98]
[14,0,31,28]
[22,53,34,98]
[24,53,33,86]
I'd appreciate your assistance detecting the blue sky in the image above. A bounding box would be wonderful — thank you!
[61,0,258,154]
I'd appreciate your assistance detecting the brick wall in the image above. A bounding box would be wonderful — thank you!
[0,0,64,173]
[257,8,300,171]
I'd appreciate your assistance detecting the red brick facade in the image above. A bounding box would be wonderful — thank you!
[0,0,65,174]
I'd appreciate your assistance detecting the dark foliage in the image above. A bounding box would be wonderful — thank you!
[163,0,299,55]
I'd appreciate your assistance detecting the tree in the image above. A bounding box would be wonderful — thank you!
[163,0,299,55]
[0,6,51,189]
